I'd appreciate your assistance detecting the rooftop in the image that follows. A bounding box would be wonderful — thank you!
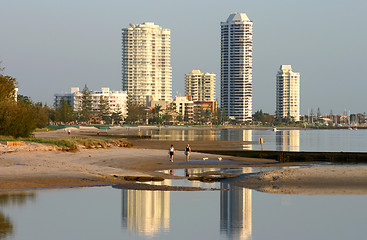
[226,12,251,23]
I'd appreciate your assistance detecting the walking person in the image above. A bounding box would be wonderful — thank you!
[184,144,191,161]
[168,145,176,162]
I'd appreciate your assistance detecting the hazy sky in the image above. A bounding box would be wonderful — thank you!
[1,0,366,114]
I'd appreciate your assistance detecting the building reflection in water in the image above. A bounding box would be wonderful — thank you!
[185,168,218,188]
[121,168,253,239]
[121,181,170,237]
[242,129,252,150]
[150,129,219,141]
[276,130,300,151]
[218,129,253,150]
[220,168,252,240]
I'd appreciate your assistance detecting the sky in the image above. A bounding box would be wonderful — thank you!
[0,0,366,115]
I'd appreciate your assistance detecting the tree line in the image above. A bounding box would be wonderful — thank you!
[0,65,50,137]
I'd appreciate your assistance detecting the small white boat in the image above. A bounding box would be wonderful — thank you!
[272,127,277,132]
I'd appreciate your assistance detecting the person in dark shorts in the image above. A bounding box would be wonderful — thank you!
[184,144,191,161]
[168,145,176,162]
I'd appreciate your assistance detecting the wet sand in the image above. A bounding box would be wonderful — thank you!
[1,128,367,194]
[227,166,367,195]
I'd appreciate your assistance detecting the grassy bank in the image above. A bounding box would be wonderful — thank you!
[0,135,133,152]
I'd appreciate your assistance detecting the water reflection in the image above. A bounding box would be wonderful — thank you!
[0,212,13,240]
[120,169,254,239]
[121,182,170,237]
[147,129,253,144]
[149,129,219,141]
[242,130,252,150]
[0,192,36,239]
[221,169,252,240]
[276,130,300,151]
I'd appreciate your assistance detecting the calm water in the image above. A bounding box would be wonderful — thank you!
[1,186,366,240]
[139,128,367,152]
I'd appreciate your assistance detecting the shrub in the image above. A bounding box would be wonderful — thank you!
[0,101,37,138]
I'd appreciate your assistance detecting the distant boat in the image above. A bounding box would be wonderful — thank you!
[272,127,278,132]
[348,127,353,130]
[353,128,358,131]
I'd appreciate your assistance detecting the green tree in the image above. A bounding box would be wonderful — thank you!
[0,100,38,137]
[0,64,48,137]
[17,94,32,105]
[162,112,172,124]
[253,109,275,125]
[54,98,75,123]
[34,102,51,128]
[212,107,228,125]
[194,106,203,124]
[176,114,183,123]
[162,103,176,124]
[79,84,93,123]
[99,96,111,123]
[149,105,163,124]
[125,106,146,124]
[111,111,123,125]
[0,75,17,102]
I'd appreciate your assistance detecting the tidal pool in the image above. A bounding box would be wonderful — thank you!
[1,185,366,240]
[151,166,305,190]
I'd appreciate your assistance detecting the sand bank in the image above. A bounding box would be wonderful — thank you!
[0,141,255,190]
[228,166,367,195]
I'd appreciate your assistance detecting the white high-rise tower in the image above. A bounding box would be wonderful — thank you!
[276,65,300,121]
[221,13,253,121]
[122,22,172,105]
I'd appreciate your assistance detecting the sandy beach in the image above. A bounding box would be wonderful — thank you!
[1,128,366,194]
[0,138,261,190]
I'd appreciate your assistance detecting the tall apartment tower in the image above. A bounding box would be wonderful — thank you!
[276,65,300,121]
[185,70,216,102]
[221,13,253,121]
[122,22,172,105]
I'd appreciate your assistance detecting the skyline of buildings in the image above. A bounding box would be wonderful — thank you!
[55,13,305,122]
[3,1,365,116]
[276,65,300,121]
[121,22,172,105]
[221,13,253,122]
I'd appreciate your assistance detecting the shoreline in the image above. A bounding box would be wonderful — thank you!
[45,124,367,131]
[1,130,367,194]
